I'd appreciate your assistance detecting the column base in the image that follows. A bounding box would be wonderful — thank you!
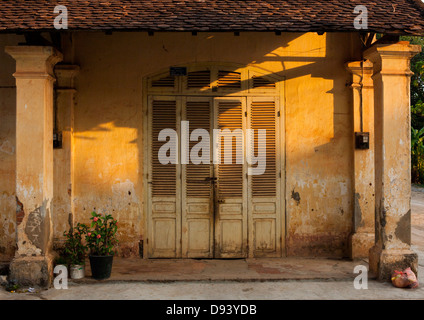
[369,246,418,281]
[9,254,54,288]
[348,232,374,259]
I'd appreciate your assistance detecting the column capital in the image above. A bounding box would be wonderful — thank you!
[55,64,80,90]
[345,60,374,88]
[363,42,421,77]
[345,60,373,75]
[5,46,63,79]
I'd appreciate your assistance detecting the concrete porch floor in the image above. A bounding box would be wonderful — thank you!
[2,186,424,299]
[58,184,423,287]
[76,257,366,283]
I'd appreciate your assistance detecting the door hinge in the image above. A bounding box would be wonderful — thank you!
[245,111,247,117]
[277,111,280,117]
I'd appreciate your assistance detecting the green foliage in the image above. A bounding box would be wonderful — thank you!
[401,36,424,183]
[411,127,424,183]
[54,253,68,266]
[85,212,119,256]
[402,37,424,107]
[5,282,19,292]
[63,223,89,265]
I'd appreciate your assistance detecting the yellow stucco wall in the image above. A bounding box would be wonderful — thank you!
[0,34,23,259]
[0,31,364,259]
[70,31,361,257]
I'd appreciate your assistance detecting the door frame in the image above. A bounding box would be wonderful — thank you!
[142,62,286,259]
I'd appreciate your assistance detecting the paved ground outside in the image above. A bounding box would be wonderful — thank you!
[1,186,424,300]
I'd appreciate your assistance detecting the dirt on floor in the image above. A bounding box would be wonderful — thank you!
[2,186,424,300]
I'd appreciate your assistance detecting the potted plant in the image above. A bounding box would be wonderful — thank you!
[53,247,68,268]
[85,211,118,280]
[63,222,89,279]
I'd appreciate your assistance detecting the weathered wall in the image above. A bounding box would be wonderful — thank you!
[0,34,23,260]
[68,32,362,257]
[0,32,365,259]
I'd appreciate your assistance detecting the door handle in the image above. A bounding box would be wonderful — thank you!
[205,177,217,182]
[217,199,225,204]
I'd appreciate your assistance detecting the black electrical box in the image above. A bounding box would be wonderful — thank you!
[355,132,369,150]
[170,67,187,76]
[53,131,62,149]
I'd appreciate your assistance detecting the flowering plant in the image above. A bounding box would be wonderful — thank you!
[85,211,118,256]
[63,222,89,265]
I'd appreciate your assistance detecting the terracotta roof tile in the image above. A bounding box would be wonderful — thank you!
[0,0,423,34]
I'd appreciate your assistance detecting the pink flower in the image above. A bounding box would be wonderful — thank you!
[97,234,101,239]
[87,232,91,237]
[93,217,98,222]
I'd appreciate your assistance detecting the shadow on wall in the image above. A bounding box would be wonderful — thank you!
[67,31,361,257]
[0,31,363,258]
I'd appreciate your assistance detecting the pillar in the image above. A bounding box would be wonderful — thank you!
[346,60,375,259]
[364,42,421,280]
[5,46,62,287]
[53,65,79,245]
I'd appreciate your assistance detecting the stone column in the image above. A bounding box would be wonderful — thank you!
[346,60,375,259]
[5,46,62,287]
[53,65,79,244]
[364,42,421,280]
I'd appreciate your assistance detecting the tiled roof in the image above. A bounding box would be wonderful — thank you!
[0,0,424,35]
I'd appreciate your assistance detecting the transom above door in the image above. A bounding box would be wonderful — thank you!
[144,63,285,259]
[146,63,281,96]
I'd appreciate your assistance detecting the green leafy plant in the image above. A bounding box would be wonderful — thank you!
[63,223,89,265]
[412,126,424,184]
[85,212,118,256]
[53,247,68,266]
[402,36,424,184]
[411,127,424,183]
[54,254,68,266]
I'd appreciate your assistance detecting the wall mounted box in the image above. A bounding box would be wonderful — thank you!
[355,132,369,150]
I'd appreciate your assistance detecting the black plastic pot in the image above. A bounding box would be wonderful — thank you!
[89,255,113,280]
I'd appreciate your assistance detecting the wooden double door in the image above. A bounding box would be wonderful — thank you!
[147,95,282,258]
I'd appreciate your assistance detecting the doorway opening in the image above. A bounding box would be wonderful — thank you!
[144,63,285,258]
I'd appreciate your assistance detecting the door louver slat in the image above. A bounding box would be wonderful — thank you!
[251,101,276,197]
[187,70,211,89]
[218,71,241,89]
[152,100,177,196]
[218,101,243,198]
[152,75,175,88]
[186,101,211,198]
[252,76,276,89]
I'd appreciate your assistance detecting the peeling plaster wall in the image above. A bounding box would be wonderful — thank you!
[285,48,356,256]
[0,34,23,260]
[0,32,364,259]
[68,32,362,258]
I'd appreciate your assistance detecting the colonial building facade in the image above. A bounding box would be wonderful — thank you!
[0,0,423,286]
